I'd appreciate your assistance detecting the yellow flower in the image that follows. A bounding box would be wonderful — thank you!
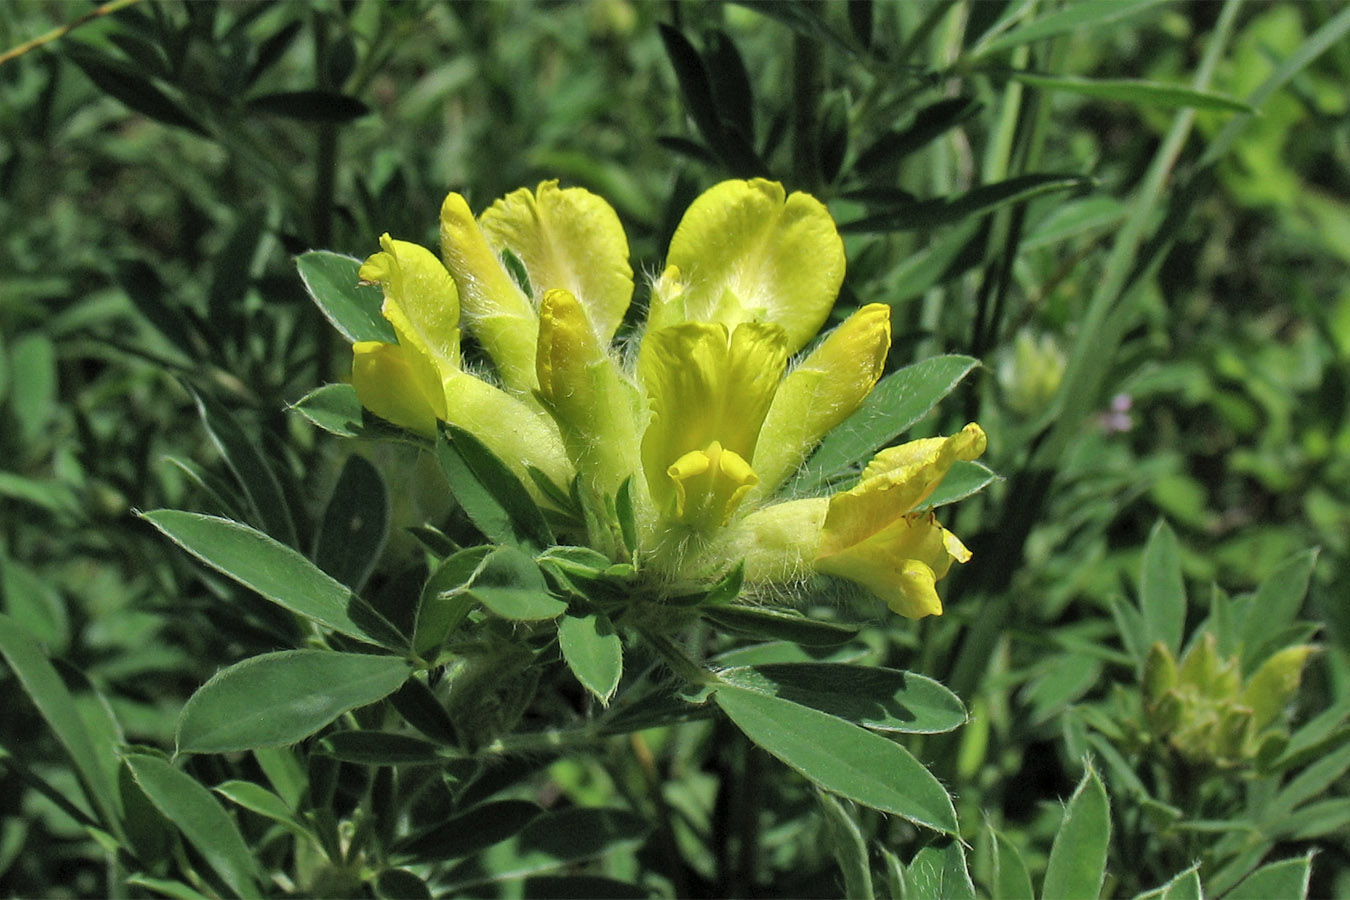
[341,178,986,617]
[729,424,987,618]
[351,235,571,491]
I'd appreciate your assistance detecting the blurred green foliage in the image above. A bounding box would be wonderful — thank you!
[2,1,1349,897]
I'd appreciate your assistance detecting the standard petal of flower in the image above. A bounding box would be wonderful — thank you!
[819,424,987,557]
[439,192,539,394]
[754,303,892,498]
[359,234,461,376]
[654,179,845,354]
[481,182,634,343]
[536,288,642,497]
[639,321,787,520]
[351,341,441,438]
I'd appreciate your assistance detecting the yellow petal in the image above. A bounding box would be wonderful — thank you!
[653,179,845,354]
[481,181,634,343]
[665,441,758,528]
[536,288,641,496]
[754,303,892,497]
[351,341,440,437]
[639,321,788,517]
[820,424,986,557]
[439,192,538,393]
[359,234,461,376]
[816,513,965,619]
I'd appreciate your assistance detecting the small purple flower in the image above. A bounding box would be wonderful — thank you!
[1098,393,1134,433]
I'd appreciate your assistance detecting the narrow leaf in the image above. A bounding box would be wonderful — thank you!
[989,828,1034,900]
[142,510,405,650]
[125,754,261,899]
[1042,766,1110,900]
[1225,853,1313,900]
[247,90,370,122]
[840,174,1091,233]
[395,799,542,863]
[317,731,451,766]
[192,389,298,548]
[704,605,859,646]
[177,650,410,753]
[461,546,563,620]
[296,251,396,344]
[819,792,873,900]
[437,425,553,549]
[714,685,957,832]
[558,613,622,704]
[442,807,651,889]
[0,614,122,833]
[719,663,966,734]
[1013,73,1252,113]
[314,454,389,591]
[975,0,1165,57]
[789,355,979,495]
[906,839,975,900]
[1139,519,1185,655]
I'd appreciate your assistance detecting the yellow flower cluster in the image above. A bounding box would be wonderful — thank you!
[351,179,984,618]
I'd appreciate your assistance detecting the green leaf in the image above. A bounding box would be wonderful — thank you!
[395,799,541,863]
[1224,853,1313,900]
[558,613,622,705]
[65,45,208,135]
[819,792,873,900]
[988,828,1033,900]
[0,614,122,835]
[176,650,410,753]
[191,389,299,548]
[840,174,1091,234]
[246,90,370,122]
[414,546,492,657]
[1012,73,1252,114]
[390,677,460,746]
[1139,520,1186,656]
[522,876,647,899]
[124,875,212,900]
[1158,865,1203,900]
[442,807,651,889]
[703,605,860,646]
[917,460,999,510]
[252,746,305,810]
[437,424,554,550]
[375,869,432,900]
[470,546,568,621]
[974,0,1165,57]
[317,731,451,766]
[713,685,957,832]
[290,384,365,437]
[1042,766,1110,900]
[142,510,406,651]
[906,839,975,900]
[314,454,389,591]
[718,663,966,734]
[296,250,396,344]
[1240,549,1319,672]
[212,780,309,841]
[788,355,980,495]
[124,754,261,899]
[854,97,982,174]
